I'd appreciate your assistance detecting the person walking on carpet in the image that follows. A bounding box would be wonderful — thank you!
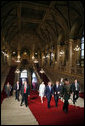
[5,82,12,98]
[61,78,71,113]
[45,81,54,108]
[39,81,46,103]
[20,81,30,107]
[53,80,61,107]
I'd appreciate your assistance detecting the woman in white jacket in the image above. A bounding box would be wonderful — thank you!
[39,82,45,103]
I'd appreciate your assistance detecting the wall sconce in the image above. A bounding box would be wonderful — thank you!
[74,45,81,51]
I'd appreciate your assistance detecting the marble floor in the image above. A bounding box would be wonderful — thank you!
[1,95,39,125]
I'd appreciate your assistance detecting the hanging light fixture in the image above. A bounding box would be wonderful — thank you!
[24,51,27,55]
[46,54,50,58]
[2,51,9,57]
[60,50,64,55]
[15,55,21,63]
[32,56,35,60]
[55,61,57,64]
[13,51,16,54]
[74,45,81,51]
[34,59,38,63]
[51,52,54,57]
[42,56,46,59]
[15,68,20,73]
[40,68,44,73]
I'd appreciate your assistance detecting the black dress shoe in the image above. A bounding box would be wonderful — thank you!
[63,109,68,113]
[48,106,50,108]
[56,103,57,107]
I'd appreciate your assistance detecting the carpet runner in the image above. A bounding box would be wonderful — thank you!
[29,66,84,125]
[28,90,84,125]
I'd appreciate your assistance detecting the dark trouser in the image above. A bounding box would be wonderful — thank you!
[54,95,59,106]
[47,95,52,108]
[63,100,69,113]
[6,91,10,97]
[15,90,19,101]
[73,91,79,104]
[21,93,28,106]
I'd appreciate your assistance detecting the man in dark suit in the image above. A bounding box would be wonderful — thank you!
[71,79,80,104]
[53,80,61,107]
[45,81,54,108]
[20,81,30,107]
[14,81,20,101]
[61,78,71,113]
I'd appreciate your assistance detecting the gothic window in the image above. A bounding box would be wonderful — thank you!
[81,37,84,59]
[81,35,84,67]
[20,69,28,78]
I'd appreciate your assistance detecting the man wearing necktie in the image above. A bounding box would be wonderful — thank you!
[14,81,20,101]
[61,78,71,113]
[20,81,30,107]
[53,80,61,107]
[45,81,54,108]
[71,79,80,104]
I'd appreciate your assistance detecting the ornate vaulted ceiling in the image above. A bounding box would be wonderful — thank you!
[1,1,84,53]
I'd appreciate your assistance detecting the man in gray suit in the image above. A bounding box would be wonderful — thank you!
[71,79,80,104]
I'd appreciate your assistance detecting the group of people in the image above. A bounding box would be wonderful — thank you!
[13,80,30,107]
[5,78,80,113]
[5,80,30,107]
[39,78,80,113]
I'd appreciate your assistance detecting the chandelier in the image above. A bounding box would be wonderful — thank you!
[34,59,38,63]
[15,68,20,73]
[51,53,54,57]
[42,56,46,59]
[74,45,81,51]
[46,54,50,58]
[60,50,64,55]
[15,55,21,63]
[2,51,9,57]
[32,56,35,60]
[40,68,44,73]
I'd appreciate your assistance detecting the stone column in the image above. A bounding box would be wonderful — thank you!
[7,51,11,66]
[62,46,65,65]
[68,39,73,73]
[76,39,81,66]
[57,44,60,66]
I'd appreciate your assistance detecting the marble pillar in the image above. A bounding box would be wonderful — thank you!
[57,44,60,66]
[68,39,73,73]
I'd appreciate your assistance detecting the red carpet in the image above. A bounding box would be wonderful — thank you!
[28,90,84,125]
[79,93,84,99]
[1,66,17,104]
